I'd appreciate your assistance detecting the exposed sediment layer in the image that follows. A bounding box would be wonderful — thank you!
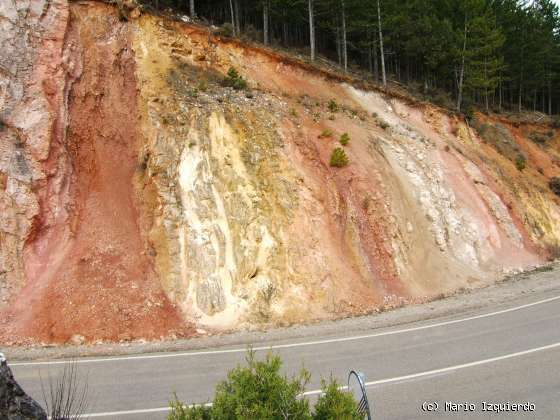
[1,1,559,344]
[0,1,189,344]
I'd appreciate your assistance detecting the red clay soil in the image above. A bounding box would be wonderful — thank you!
[283,108,407,301]
[0,6,190,345]
[163,18,424,108]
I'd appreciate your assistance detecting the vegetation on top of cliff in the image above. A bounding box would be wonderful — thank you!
[472,116,523,163]
[223,67,248,90]
[138,0,560,117]
[168,350,361,420]
[528,130,555,145]
[114,0,141,21]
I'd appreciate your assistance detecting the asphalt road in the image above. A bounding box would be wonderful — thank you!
[9,289,560,419]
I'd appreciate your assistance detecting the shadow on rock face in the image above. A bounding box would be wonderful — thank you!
[0,353,47,420]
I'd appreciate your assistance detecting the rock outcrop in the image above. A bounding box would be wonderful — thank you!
[0,354,47,419]
[0,0,191,344]
[1,0,559,344]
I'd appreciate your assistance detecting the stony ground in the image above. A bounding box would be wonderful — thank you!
[3,261,559,361]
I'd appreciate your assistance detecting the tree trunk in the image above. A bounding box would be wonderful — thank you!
[367,30,373,74]
[373,31,379,82]
[518,29,525,113]
[484,58,489,113]
[406,56,410,83]
[456,14,467,112]
[308,0,315,61]
[263,0,269,45]
[498,76,502,112]
[533,89,537,112]
[189,0,195,17]
[229,0,236,36]
[234,0,240,35]
[548,76,552,115]
[336,27,342,66]
[377,0,386,87]
[341,0,347,72]
[518,82,523,112]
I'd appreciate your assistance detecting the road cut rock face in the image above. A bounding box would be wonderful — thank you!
[1,1,559,344]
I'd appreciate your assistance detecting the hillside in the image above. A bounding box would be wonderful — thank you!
[1,0,560,345]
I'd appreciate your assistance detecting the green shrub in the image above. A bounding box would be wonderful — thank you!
[215,22,234,37]
[241,24,261,42]
[168,351,363,420]
[430,89,453,109]
[223,67,247,90]
[515,154,526,171]
[464,105,476,121]
[168,394,211,420]
[211,351,311,420]
[472,118,521,163]
[376,118,389,130]
[330,148,349,167]
[313,379,362,420]
[328,99,339,113]
[339,133,350,146]
[197,80,208,92]
[115,1,127,21]
[550,177,560,196]
[529,130,553,145]
[318,129,333,139]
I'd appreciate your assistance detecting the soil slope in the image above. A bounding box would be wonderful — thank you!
[1,0,559,344]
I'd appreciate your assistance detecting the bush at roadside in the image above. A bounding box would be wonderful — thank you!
[168,350,361,420]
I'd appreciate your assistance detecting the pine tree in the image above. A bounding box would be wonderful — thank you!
[464,5,504,112]
[137,0,560,115]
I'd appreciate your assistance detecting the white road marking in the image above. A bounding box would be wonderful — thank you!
[303,341,560,395]
[85,407,173,417]
[83,341,560,417]
[11,294,560,367]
